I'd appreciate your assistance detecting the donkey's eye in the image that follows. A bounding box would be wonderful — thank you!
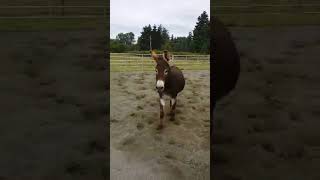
[155,69,158,73]
[164,69,168,75]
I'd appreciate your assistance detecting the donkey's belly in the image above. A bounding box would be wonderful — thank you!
[164,79,185,96]
[170,67,185,91]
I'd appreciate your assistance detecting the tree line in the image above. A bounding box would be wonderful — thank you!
[110,11,209,54]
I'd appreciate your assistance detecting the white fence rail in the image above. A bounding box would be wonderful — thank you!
[212,3,320,15]
[0,5,108,18]
[110,53,210,72]
[1,4,319,18]
[2,4,319,19]
[111,53,209,60]
[212,4,320,8]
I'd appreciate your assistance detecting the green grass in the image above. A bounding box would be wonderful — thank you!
[216,13,320,27]
[111,65,209,72]
[125,50,208,55]
[212,0,320,6]
[2,0,103,5]
[213,2,320,27]
[0,18,107,31]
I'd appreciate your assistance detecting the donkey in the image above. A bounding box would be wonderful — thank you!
[211,16,240,119]
[151,50,185,129]
[210,16,240,175]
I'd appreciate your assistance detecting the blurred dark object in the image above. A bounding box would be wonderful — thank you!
[211,16,240,105]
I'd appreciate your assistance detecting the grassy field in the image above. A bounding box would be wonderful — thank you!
[216,13,320,27]
[110,54,210,72]
[2,0,103,5]
[124,50,209,55]
[0,2,107,31]
[212,1,320,26]
[0,18,107,31]
[213,0,319,5]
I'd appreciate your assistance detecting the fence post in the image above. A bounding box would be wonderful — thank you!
[127,56,129,72]
[142,54,144,73]
[172,55,174,65]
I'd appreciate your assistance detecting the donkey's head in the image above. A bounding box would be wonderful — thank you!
[151,50,172,92]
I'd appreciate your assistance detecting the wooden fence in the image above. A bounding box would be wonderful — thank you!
[0,5,108,18]
[212,3,320,15]
[110,53,210,72]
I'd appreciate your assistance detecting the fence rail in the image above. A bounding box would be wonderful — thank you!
[110,53,210,72]
[212,4,320,8]
[1,4,320,18]
[0,5,108,18]
[212,3,320,15]
[111,53,210,60]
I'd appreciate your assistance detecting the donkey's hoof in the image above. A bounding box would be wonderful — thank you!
[157,124,163,130]
[168,113,175,121]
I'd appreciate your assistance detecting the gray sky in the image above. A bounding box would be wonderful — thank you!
[110,0,210,40]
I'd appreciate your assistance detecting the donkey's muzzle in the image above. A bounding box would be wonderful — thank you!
[156,86,164,92]
[156,80,165,92]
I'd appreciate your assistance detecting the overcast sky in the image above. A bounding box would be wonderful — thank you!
[110,0,210,40]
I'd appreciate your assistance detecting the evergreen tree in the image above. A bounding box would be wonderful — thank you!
[137,24,152,50]
[152,25,161,49]
[192,11,209,53]
[160,27,170,49]
[135,11,209,53]
[171,37,189,52]
[137,24,170,50]
[187,32,193,51]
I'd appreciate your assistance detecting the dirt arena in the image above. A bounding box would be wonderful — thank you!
[0,30,107,179]
[213,26,320,179]
[110,71,210,180]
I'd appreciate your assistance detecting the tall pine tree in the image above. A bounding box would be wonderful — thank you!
[137,24,170,50]
[137,25,152,50]
[192,11,209,53]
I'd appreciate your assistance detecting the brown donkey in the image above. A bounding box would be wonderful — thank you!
[151,50,185,129]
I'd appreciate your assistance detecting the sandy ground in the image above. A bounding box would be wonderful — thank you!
[110,71,210,180]
[3,25,320,179]
[213,26,320,179]
[0,30,107,179]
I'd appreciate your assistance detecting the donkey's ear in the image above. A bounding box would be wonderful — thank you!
[163,50,171,61]
[151,50,158,62]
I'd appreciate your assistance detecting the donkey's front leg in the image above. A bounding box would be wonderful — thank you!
[169,97,176,121]
[158,97,165,129]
